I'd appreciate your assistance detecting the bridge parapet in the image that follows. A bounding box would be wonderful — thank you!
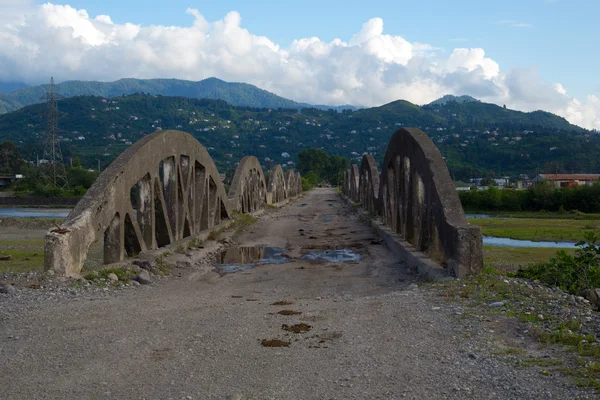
[228,156,267,213]
[266,165,287,204]
[359,154,380,215]
[44,130,301,276]
[344,128,482,278]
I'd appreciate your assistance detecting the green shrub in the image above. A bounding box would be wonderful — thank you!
[515,231,600,295]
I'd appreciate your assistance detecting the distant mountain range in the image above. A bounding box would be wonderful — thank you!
[0,82,29,94]
[0,77,358,115]
[0,78,586,133]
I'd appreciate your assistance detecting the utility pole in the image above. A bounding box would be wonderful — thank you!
[41,77,69,189]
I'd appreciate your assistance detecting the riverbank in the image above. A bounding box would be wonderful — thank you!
[465,212,595,272]
[468,217,598,243]
[465,210,600,220]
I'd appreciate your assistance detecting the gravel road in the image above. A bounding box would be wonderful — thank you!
[0,188,593,399]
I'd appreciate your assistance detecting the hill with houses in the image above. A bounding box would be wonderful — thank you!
[0,92,595,181]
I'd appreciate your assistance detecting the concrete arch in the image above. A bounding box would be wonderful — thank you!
[359,154,380,215]
[349,164,360,202]
[377,128,482,277]
[285,170,301,198]
[266,165,287,204]
[342,169,351,198]
[228,156,267,213]
[45,130,232,276]
[295,172,302,196]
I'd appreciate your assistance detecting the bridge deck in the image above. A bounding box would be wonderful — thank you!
[0,189,580,399]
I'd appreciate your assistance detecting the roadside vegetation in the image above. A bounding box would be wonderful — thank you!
[515,232,600,296]
[436,263,600,392]
[460,182,600,213]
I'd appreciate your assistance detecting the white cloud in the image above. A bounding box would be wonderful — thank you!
[0,3,598,130]
[496,19,534,28]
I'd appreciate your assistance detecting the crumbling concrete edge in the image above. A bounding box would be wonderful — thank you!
[341,193,453,281]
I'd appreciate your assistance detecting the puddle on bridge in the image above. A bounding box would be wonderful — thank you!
[213,246,289,275]
[322,213,337,222]
[300,249,361,263]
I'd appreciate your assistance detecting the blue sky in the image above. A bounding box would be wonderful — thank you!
[36,0,599,100]
[1,0,597,129]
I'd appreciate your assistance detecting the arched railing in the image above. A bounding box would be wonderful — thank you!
[228,156,267,213]
[267,165,287,204]
[285,170,302,198]
[359,154,380,215]
[45,130,302,276]
[349,165,360,202]
[344,128,482,277]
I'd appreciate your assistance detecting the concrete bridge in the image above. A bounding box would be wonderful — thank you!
[5,132,587,399]
[44,128,482,278]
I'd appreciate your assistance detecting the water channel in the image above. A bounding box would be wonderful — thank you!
[0,208,71,218]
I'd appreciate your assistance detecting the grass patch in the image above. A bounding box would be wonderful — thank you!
[187,237,204,249]
[232,212,257,235]
[0,238,45,246]
[0,249,44,273]
[155,253,173,276]
[468,217,597,242]
[174,243,186,254]
[483,246,576,273]
[465,210,600,220]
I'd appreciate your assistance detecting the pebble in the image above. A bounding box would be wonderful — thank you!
[1,284,17,294]
[137,270,151,285]
[107,273,118,282]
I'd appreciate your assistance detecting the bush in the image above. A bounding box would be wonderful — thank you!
[515,231,600,295]
[459,182,600,213]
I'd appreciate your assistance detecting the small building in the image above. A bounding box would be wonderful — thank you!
[0,174,23,189]
[533,174,600,188]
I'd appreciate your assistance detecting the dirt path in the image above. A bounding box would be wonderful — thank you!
[0,189,589,399]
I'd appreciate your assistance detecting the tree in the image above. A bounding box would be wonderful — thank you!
[297,148,329,177]
[325,154,350,186]
[0,141,24,174]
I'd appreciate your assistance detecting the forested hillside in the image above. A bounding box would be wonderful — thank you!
[0,93,595,180]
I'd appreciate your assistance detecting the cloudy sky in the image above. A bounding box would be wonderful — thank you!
[1,0,599,130]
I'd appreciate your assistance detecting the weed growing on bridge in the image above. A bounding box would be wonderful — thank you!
[155,253,173,275]
[233,213,257,235]
[174,243,186,254]
[187,237,204,249]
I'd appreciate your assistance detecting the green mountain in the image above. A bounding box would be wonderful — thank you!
[0,77,325,115]
[422,100,583,132]
[428,95,480,106]
[0,93,594,181]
